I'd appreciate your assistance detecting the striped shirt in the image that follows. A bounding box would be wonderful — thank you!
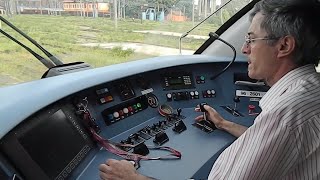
[208,65,320,180]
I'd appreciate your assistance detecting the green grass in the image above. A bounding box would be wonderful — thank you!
[0,14,218,86]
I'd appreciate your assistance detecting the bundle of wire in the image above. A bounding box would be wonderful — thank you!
[89,128,181,165]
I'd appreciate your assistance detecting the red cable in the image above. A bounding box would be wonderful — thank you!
[89,128,181,163]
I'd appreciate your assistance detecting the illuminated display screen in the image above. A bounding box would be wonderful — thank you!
[168,77,184,85]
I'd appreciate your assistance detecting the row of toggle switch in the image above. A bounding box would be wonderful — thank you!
[118,115,184,151]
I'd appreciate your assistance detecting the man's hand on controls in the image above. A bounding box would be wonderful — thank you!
[194,104,225,129]
[195,104,248,137]
[99,159,146,180]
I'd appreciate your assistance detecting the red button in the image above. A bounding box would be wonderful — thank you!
[248,105,255,110]
[119,110,124,116]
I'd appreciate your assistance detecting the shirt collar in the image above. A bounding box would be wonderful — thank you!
[259,64,317,109]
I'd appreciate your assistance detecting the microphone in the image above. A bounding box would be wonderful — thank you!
[209,32,237,80]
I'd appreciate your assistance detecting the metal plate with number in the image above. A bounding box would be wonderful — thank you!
[236,90,266,98]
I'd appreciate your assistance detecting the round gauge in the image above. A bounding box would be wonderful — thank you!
[146,93,159,108]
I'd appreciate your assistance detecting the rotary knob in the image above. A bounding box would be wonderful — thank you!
[194,91,199,96]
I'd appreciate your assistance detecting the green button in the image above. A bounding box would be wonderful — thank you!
[137,103,142,108]
[200,76,205,80]
[133,105,137,109]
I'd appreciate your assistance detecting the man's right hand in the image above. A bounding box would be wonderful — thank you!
[194,104,225,129]
[194,104,248,137]
[99,159,150,180]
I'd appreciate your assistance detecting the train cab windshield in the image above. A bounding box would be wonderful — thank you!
[0,0,252,87]
[7,0,320,180]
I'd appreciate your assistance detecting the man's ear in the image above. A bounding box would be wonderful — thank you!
[277,35,295,59]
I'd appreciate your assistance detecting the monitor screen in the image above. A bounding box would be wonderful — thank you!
[18,109,89,179]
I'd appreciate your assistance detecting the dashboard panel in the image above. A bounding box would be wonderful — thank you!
[0,57,269,180]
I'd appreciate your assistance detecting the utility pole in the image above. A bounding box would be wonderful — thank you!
[211,0,216,14]
[93,0,98,18]
[4,0,11,17]
[80,0,83,17]
[118,0,120,18]
[192,0,195,26]
[114,0,118,29]
[198,0,201,19]
[123,0,126,19]
[204,0,207,17]
[40,0,43,15]
[15,0,20,15]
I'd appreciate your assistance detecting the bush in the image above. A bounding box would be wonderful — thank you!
[110,46,134,57]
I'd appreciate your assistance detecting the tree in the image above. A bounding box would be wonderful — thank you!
[175,0,192,18]
[125,0,147,18]
[3,0,14,16]
[148,0,181,9]
[222,0,251,15]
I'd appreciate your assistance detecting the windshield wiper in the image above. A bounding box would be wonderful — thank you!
[0,16,63,67]
[0,28,55,68]
[0,16,92,78]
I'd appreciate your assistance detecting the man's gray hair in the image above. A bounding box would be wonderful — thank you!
[250,0,320,66]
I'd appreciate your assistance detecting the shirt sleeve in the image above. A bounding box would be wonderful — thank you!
[208,109,300,180]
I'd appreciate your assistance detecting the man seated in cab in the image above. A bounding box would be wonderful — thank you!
[99,0,320,179]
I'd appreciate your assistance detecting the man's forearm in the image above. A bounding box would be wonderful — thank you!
[220,120,248,137]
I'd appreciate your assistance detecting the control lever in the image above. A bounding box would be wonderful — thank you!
[177,108,182,117]
[126,137,134,145]
[232,96,241,116]
[174,107,186,119]
[153,132,169,145]
[192,102,217,133]
[172,120,187,133]
[133,142,149,156]
[199,102,208,121]
[233,96,240,111]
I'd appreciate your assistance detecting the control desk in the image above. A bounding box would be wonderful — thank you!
[0,61,269,180]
